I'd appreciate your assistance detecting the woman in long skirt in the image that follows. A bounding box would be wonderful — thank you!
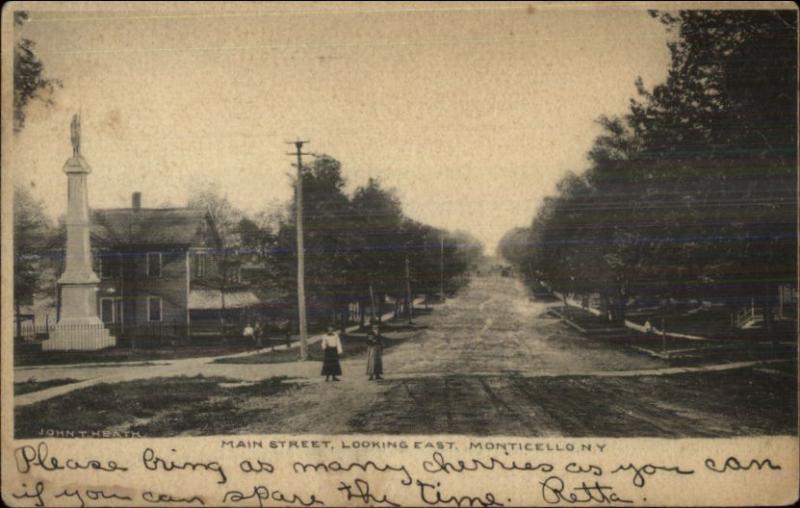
[365,323,384,381]
[321,325,343,382]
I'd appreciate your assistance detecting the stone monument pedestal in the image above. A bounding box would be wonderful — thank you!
[43,284,116,351]
[42,122,116,351]
[43,319,116,351]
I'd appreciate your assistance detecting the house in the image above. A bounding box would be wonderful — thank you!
[84,192,264,342]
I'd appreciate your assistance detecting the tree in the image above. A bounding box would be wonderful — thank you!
[14,186,54,336]
[498,227,531,268]
[188,187,244,338]
[14,11,61,133]
[632,10,797,329]
[269,155,483,332]
[512,10,796,332]
[350,178,405,322]
[442,230,483,294]
[273,155,356,328]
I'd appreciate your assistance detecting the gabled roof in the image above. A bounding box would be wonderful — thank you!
[91,207,210,247]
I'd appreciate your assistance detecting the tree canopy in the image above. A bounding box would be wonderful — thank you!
[13,186,56,334]
[262,155,484,326]
[503,10,797,325]
[13,11,61,133]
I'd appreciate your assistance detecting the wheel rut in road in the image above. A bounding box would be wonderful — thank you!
[384,278,667,377]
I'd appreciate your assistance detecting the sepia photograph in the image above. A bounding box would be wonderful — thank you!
[4,2,799,506]
[6,2,797,441]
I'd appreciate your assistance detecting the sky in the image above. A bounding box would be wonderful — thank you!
[11,2,672,253]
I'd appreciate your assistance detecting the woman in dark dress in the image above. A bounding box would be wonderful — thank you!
[366,324,384,381]
[321,325,343,382]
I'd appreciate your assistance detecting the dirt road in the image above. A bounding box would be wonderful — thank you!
[230,277,796,437]
[15,276,796,437]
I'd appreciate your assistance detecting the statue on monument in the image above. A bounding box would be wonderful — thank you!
[70,113,81,157]
[44,111,116,351]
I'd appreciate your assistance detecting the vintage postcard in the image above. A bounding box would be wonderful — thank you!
[1,1,798,506]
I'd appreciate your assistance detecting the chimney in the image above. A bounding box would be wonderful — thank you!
[132,192,142,211]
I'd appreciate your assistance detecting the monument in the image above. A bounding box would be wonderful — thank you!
[42,114,116,351]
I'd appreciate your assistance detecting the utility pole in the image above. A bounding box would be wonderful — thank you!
[405,254,413,324]
[369,284,376,323]
[287,140,310,360]
[440,233,445,303]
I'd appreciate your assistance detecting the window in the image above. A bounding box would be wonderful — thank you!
[116,298,124,324]
[146,252,162,278]
[100,297,124,324]
[147,296,162,322]
[92,250,102,274]
[100,254,119,279]
[100,298,115,323]
[194,252,207,277]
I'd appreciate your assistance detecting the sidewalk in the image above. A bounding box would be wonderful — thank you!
[550,292,797,361]
[17,303,420,370]
[14,302,424,407]
[216,299,424,360]
[552,291,713,342]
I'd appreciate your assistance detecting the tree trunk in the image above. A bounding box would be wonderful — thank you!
[219,289,227,344]
[600,290,610,321]
[368,284,376,323]
[606,284,626,325]
[617,294,626,325]
[763,285,776,347]
[616,281,629,325]
[15,302,22,339]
